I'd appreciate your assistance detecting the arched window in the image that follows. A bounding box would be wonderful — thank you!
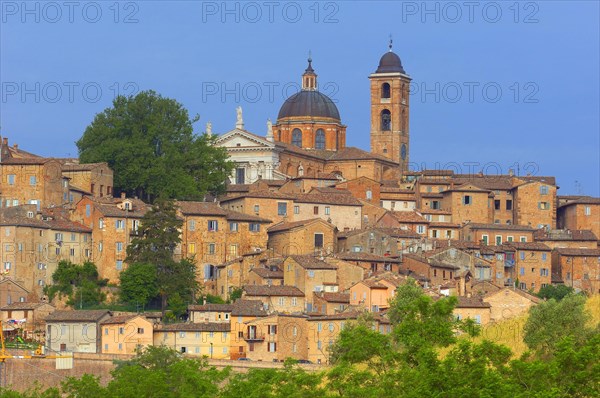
[381,110,391,131]
[401,144,407,160]
[381,83,391,99]
[315,129,325,149]
[401,109,406,131]
[292,129,302,147]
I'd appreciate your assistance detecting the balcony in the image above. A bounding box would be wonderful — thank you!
[504,260,515,268]
[243,332,265,342]
[129,229,141,237]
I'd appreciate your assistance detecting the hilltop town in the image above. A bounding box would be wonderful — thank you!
[0,46,598,368]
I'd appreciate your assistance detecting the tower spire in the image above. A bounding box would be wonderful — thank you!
[302,53,317,90]
[389,34,393,52]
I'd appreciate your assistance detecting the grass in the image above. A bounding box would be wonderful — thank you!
[466,294,600,358]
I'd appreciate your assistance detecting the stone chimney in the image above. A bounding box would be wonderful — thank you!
[13,144,18,150]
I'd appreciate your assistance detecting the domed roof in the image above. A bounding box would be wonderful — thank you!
[376,51,406,74]
[277,90,340,121]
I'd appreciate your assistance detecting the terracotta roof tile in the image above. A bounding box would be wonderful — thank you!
[554,248,600,256]
[159,322,230,332]
[243,285,304,297]
[267,218,331,233]
[337,252,402,263]
[46,310,111,322]
[250,267,284,279]
[231,299,268,317]
[187,304,233,312]
[314,292,350,303]
[289,255,338,270]
[456,296,491,308]
[534,229,598,241]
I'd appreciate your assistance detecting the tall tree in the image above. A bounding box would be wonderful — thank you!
[523,294,592,356]
[76,90,233,202]
[126,199,199,313]
[44,261,107,308]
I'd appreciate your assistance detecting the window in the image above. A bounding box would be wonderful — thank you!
[317,340,322,350]
[291,297,297,306]
[482,235,488,245]
[235,167,245,185]
[541,253,547,261]
[115,220,124,229]
[324,206,330,215]
[474,315,481,324]
[506,200,513,210]
[4,262,11,270]
[229,222,238,232]
[249,223,260,232]
[208,220,218,231]
[315,129,325,150]
[308,270,315,278]
[494,200,500,210]
[189,220,196,231]
[540,268,549,277]
[7,175,15,185]
[253,204,260,213]
[268,342,277,352]
[495,236,502,245]
[314,233,324,248]
[417,225,425,234]
[313,206,319,215]
[520,236,527,242]
[540,185,548,195]
[519,267,525,276]
[538,202,550,210]
[366,190,372,200]
[294,205,299,214]
[380,109,391,130]
[116,242,123,252]
[520,252,525,260]
[381,82,391,98]
[463,195,472,205]
[30,176,37,186]
[70,248,75,256]
[188,243,196,254]
[99,242,103,252]
[292,129,302,147]
[277,202,287,216]
[229,244,238,258]
[119,327,124,335]
[507,236,513,242]
[519,282,526,290]
[585,206,591,216]
[116,261,123,271]
[99,218,104,229]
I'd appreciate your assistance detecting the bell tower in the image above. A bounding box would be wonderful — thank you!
[369,39,411,175]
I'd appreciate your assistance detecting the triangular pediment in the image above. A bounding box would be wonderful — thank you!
[215,128,275,149]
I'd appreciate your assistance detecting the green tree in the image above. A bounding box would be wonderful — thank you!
[328,313,391,367]
[126,199,199,313]
[536,284,574,301]
[76,90,233,202]
[523,294,593,356]
[118,262,158,308]
[44,261,107,308]
[388,279,475,364]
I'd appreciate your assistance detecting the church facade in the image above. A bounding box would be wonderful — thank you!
[216,44,411,185]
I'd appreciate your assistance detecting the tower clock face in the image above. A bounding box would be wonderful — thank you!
[401,144,407,160]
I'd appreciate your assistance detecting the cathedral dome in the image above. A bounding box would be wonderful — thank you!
[277,90,340,121]
[376,51,406,74]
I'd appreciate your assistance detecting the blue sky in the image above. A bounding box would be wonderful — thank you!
[1,1,598,195]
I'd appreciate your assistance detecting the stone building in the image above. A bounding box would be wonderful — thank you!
[557,196,600,239]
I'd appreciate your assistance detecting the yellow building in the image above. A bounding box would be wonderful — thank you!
[100,314,153,355]
[154,322,231,359]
